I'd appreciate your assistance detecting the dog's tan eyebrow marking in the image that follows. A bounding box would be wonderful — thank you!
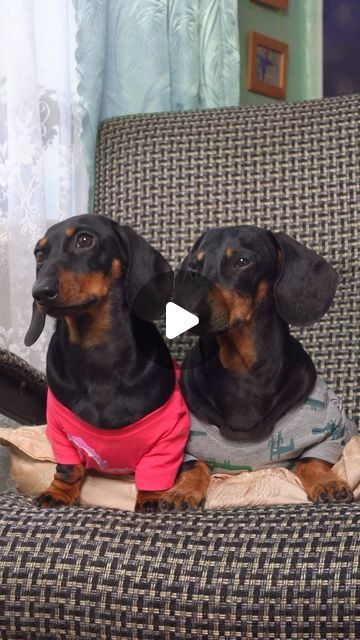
[197,251,205,261]
[226,247,235,258]
[111,258,122,279]
[256,279,268,303]
[39,237,47,248]
[65,226,76,237]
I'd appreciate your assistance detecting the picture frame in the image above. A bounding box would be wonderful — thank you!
[252,0,289,9]
[247,31,288,100]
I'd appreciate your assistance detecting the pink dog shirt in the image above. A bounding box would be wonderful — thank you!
[46,365,190,491]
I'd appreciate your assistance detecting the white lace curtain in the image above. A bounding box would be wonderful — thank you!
[0,0,240,373]
[0,0,88,372]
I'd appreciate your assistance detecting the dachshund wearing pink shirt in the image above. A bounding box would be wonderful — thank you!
[25,214,210,512]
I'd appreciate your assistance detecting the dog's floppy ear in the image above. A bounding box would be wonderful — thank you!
[24,301,46,346]
[113,223,173,321]
[271,231,339,326]
[190,231,206,253]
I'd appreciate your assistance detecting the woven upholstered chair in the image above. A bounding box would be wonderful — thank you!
[0,95,359,639]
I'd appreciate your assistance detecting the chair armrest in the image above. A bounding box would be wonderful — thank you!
[0,348,46,425]
[0,495,359,638]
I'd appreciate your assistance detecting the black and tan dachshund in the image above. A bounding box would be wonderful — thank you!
[25,214,208,511]
[174,225,355,504]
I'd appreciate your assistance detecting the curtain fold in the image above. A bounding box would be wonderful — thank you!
[74,0,240,207]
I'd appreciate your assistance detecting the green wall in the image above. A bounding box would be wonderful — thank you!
[238,0,323,104]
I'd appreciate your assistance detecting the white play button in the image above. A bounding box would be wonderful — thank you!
[165,302,199,339]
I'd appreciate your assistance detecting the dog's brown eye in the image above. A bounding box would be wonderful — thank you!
[76,233,94,249]
[234,257,252,269]
[35,250,45,265]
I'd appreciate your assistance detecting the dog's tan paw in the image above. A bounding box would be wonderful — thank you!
[34,489,78,508]
[159,461,211,511]
[135,491,163,513]
[136,461,211,513]
[310,480,354,503]
[159,488,205,511]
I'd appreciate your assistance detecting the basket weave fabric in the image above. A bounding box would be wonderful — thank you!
[95,94,360,424]
[0,494,359,640]
[0,347,46,395]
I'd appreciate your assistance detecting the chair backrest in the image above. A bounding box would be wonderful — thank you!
[94,95,359,423]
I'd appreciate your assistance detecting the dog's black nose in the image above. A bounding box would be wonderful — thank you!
[32,281,59,304]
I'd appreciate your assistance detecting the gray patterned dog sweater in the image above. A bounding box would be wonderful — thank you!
[185,378,357,472]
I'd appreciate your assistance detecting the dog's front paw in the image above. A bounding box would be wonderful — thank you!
[34,488,79,509]
[159,460,211,511]
[135,489,205,513]
[34,464,85,508]
[135,490,162,513]
[296,459,354,505]
[310,480,354,504]
[159,489,205,512]
[135,462,211,513]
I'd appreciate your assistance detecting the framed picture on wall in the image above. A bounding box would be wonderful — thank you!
[252,0,288,9]
[247,31,288,100]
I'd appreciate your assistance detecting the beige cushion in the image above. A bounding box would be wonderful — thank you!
[0,426,137,510]
[1,425,359,511]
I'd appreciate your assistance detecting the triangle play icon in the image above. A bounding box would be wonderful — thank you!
[165,302,199,339]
